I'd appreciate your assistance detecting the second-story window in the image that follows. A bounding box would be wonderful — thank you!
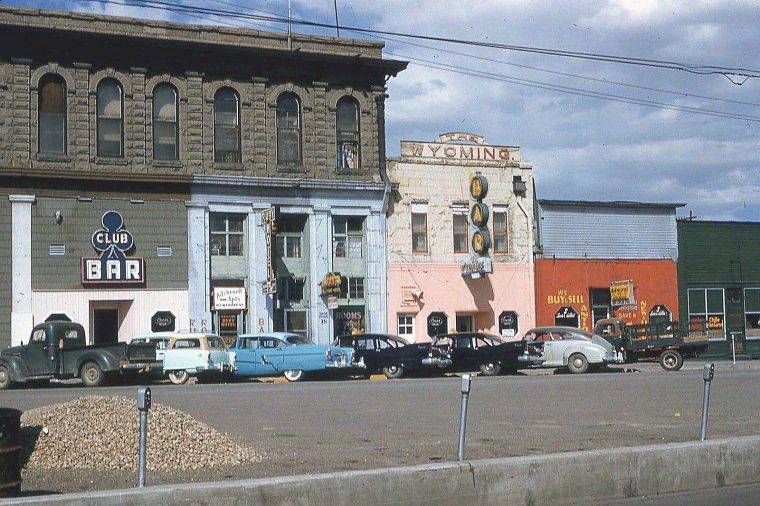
[97,79,123,157]
[210,213,244,257]
[38,74,66,155]
[333,216,363,259]
[214,88,241,163]
[411,203,429,254]
[336,97,359,170]
[153,84,179,160]
[493,206,509,253]
[274,215,304,259]
[276,93,302,165]
[452,204,469,254]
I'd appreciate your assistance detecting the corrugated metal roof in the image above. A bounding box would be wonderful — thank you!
[539,199,686,209]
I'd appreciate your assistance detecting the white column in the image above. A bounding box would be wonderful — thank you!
[250,208,274,333]
[186,201,211,332]
[365,211,388,333]
[10,194,35,346]
[309,209,332,345]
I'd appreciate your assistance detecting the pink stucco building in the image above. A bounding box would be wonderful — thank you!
[386,133,536,342]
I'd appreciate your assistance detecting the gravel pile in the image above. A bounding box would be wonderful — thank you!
[21,396,261,471]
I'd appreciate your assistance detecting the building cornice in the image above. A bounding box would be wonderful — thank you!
[192,174,387,192]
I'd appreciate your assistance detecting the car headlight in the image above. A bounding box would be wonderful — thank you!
[326,348,333,360]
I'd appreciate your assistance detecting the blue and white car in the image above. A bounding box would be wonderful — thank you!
[162,333,233,384]
[228,332,362,382]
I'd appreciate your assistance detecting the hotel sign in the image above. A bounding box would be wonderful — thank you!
[213,287,247,311]
[261,207,278,294]
[401,135,518,162]
[81,211,144,285]
[461,256,492,279]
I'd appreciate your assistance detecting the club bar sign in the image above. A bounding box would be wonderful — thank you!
[81,211,145,285]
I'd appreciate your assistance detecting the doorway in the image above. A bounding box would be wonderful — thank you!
[93,309,119,345]
[590,288,612,324]
[455,314,474,333]
[725,287,745,354]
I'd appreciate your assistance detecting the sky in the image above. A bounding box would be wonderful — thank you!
[5,0,759,220]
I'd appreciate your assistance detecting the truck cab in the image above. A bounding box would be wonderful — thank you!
[0,321,157,389]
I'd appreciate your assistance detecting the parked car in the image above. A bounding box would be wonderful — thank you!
[129,333,172,362]
[162,334,233,385]
[334,333,452,379]
[593,318,708,371]
[432,332,544,376]
[0,321,159,389]
[522,327,624,374]
[229,332,361,382]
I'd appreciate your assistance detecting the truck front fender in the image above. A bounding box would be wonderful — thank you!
[0,356,30,382]
[75,351,119,376]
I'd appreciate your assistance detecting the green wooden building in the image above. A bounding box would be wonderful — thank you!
[677,220,760,358]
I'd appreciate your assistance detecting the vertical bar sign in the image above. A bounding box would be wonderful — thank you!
[261,207,278,294]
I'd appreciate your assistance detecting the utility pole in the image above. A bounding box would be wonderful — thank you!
[333,0,340,37]
[287,0,292,50]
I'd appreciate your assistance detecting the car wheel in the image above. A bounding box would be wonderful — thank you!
[0,366,12,390]
[168,370,189,385]
[659,350,683,371]
[479,362,501,376]
[567,353,589,374]
[284,369,305,382]
[80,361,106,387]
[382,364,404,379]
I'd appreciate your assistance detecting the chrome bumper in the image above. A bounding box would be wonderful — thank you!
[327,356,365,368]
[604,351,626,364]
[421,356,452,368]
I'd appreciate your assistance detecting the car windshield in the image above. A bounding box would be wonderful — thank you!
[480,334,505,344]
[286,334,311,345]
[207,336,226,349]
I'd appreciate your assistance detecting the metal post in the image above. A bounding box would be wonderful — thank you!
[457,374,472,461]
[700,363,714,441]
[731,333,737,365]
[137,386,152,487]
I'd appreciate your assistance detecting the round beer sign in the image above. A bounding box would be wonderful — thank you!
[470,202,489,227]
[469,175,488,200]
[472,229,491,255]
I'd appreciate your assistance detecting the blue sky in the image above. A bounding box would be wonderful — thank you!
[5,1,759,220]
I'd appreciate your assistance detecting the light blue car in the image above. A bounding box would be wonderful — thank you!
[229,332,362,382]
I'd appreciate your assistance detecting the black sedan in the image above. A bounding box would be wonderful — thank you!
[334,334,451,379]
[432,332,543,376]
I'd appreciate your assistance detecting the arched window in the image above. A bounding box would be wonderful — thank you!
[97,79,124,157]
[336,97,360,170]
[153,84,179,160]
[38,74,66,154]
[276,93,302,165]
[214,88,241,163]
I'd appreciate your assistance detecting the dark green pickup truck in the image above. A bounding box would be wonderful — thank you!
[0,321,158,389]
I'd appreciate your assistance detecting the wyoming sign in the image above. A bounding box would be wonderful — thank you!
[81,211,145,285]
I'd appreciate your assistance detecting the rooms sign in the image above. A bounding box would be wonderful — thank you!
[81,211,145,285]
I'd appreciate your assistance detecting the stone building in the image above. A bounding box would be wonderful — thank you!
[0,7,405,348]
[386,133,536,341]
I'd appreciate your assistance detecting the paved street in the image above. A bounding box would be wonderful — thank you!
[4,361,760,496]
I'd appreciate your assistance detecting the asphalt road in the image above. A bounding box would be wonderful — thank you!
[3,361,760,497]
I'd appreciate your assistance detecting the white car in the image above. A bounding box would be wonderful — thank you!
[522,327,624,374]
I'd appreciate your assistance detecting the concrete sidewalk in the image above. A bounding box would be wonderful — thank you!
[6,435,759,505]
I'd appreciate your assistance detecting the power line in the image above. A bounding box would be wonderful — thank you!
[86,0,760,80]
[388,52,760,123]
[376,35,760,108]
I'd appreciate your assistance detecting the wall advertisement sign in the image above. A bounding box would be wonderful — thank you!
[151,311,176,332]
[555,306,580,328]
[610,280,636,307]
[427,311,448,337]
[261,207,278,294]
[81,211,145,285]
[498,311,518,337]
[213,287,247,311]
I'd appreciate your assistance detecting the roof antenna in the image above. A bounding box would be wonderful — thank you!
[287,0,293,50]
[333,0,340,37]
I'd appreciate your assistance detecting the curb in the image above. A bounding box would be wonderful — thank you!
[5,435,760,505]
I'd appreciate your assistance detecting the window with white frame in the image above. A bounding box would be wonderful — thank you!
[210,213,244,256]
[340,276,365,299]
[492,205,509,253]
[745,288,760,340]
[411,202,428,254]
[397,314,415,338]
[452,203,468,254]
[274,215,304,258]
[333,216,364,258]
